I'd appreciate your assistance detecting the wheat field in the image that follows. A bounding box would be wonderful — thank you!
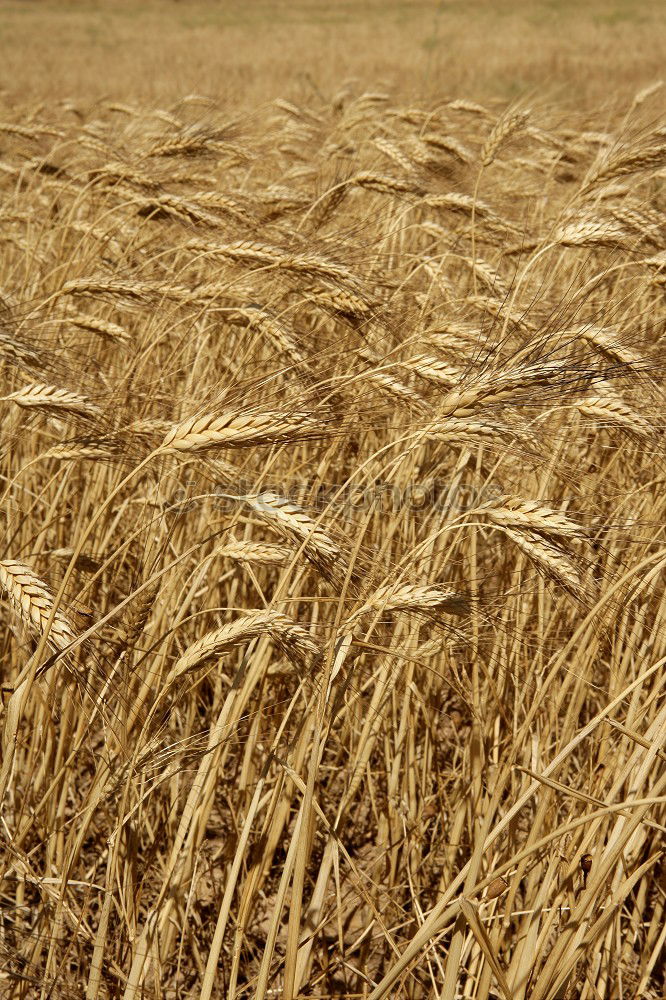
[0,3,665,998]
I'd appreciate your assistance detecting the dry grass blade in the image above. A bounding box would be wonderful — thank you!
[459,898,513,1000]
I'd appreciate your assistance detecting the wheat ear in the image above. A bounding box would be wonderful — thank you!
[347,583,469,627]
[0,559,78,652]
[169,610,320,682]
[161,410,320,454]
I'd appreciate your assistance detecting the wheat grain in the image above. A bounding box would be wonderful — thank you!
[116,579,161,652]
[350,171,423,196]
[553,218,628,249]
[44,439,120,460]
[362,368,428,410]
[577,325,646,369]
[242,491,343,578]
[447,99,490,116]
[499,527,585,599]
[483,496,587,541]
[402,354,462,387]
[577,385,651,438]
[583,141,666,189]
[67,313,131,344]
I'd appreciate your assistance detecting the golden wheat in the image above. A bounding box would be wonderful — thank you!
[0,39,664,1000]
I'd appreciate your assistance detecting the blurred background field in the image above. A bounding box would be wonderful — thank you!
[1,0,665,108]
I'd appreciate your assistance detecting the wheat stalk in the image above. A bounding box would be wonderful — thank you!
[481,109,530,166]
[350,171,423,196]
[423,416,509,449]
[499,527,587,600]
[362,368,427,410]
[217,538,290,566]
[577,325,646,369]
[115,579,161,653]
[68,313,131,344]
[583,141,666,189]
[553,218,629,249]
[402,355,462,387]
[577,387,651,438]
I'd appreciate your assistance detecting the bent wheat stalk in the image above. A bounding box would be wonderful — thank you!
[217,538,290,566]
[499,527,587,600]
